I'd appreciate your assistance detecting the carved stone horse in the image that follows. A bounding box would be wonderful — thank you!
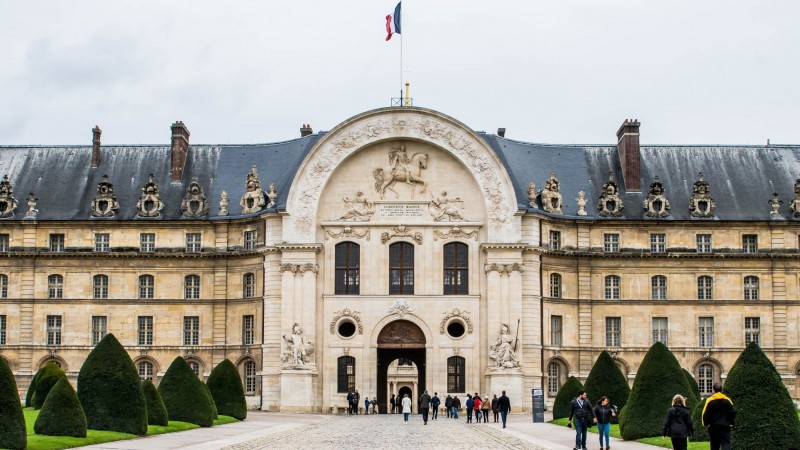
[373,153,428,199]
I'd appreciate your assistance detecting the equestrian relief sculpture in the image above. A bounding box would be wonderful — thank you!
[373,145,428,199]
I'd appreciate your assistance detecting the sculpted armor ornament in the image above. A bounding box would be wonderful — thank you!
[643,176,671,218]
[540,172,563,214]
[136,174,165,218]
[90,175,120,218]
[790,177,800,219]
[597,173,624,217]
[689,172,715,218]
[240,165,266,214]
[181,178,209,218]
[0,175,18,219]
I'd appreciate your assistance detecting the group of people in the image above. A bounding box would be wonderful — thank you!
[345,389,377,415]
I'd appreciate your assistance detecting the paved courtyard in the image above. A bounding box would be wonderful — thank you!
[82,412,661,450]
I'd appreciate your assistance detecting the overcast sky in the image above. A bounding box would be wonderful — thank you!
[1,1,798,147]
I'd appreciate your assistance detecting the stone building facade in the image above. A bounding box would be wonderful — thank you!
[1,107,800,413]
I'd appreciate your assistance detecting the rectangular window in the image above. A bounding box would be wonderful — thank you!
[186,233,202,253]
[550,315,563,346]
[651,276,667,300]
[46,315,62,345]
[745,317,760,345]
[447,356,466,393]
[244,230,257,251]
[244,362,257,394]
[49,234,65,252]
[389,242,414,295]
[140,233,155,253]
[95,233,110,252]
[243,315,255,345]
[184,316,200,346]
[443,243,468,295]
[696,234,712,253]
[337,356,356,393]
[0,234,8,252]
[549,230,561,250]
[652,317,668,345]
[91,316,107,346]
[0,315,6,345]
[138,316,153,346]
[603,233,620,252]
[699,317,714,347]
[93,275,108,299]
[547,363,561,395]
[605,317,621,347]
[650,233,666,253]
[742,234,758,254]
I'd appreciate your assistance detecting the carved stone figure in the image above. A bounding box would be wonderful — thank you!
[643,176,671,218]
[267,183,277,208]
[373,145,428,199]
[381,225,423,245]
[489,324,519,369]
[387,298,415,318]
[0,176,18,219]
[90,175,120,218]
[527,182,539,208]
[218,191,229,216]
[575,191,588,216]
[337,191,375,221]
[24,193,38,219]
[597,173,624,217]
[181,178,209,218]
[282,323,314,369]
[790,177,800,219]
[429,191,464,221]
[540,172,563,214]
[769,192,783,217]
[136,174,165,218]
[240,165,266,214]
[689,172,715,218]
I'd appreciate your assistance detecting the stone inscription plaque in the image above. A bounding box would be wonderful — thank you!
[374,200,429,223]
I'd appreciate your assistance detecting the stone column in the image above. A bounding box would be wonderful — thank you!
[280,264,297,334]
[299,263,318,364]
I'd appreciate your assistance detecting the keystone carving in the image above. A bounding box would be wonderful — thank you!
[540,172,563,214]
[381,225,422,245]
[136,174,165,218]
[90,175,119,218]
[181,178,209,218]
[643,176,671,218]
[240,165,266,215]
[597,173,624,217]
[689,172,715,218]
[325,227,370,240]
[433,226,478,241]
[387,298,415,318]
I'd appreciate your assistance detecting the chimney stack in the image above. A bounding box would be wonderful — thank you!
[616,119,641,192]
[91,125,102,168]
[300,124,313,137]
[497,128,506,138]
[171,121,190,183]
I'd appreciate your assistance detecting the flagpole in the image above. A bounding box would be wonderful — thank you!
[399,7,403,103]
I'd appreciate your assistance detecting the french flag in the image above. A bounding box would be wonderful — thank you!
[385,2,401,41]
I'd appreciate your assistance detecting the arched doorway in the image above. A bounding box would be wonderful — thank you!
[376,319,426,414]
[397,385,413,413]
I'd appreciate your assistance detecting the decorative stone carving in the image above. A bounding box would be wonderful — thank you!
[381,225,422,244]
[489,323,519,369]
[387,298,415,318]
[280,263,298,274]
[433,226,478,241]
[24,193,38,219]
[330,308,363,335]
[527,182,539,208]
[643,176,671,218]
[377,319,425,345]
[769,192,783,218]
[181,178,209,218]
[336,191,375,221]
[281,323,314,369]
[597,173,624,217]
[689,172,715,218]
[507,262,525,273]
[240,165,266,214]
[136,174,165,218]
[267,183,277,208]
[373,145,429,199]
[575,191,588,216]
[299,263,318,275]
[0,176,18,219]
[484,263,523,274]
[428,191,465,221]
[440,308,473,335]
[90,175,120,218]
[540,172,563,214]
[218,191,229,216]
[326,227,370,240]
[790,177,800,218]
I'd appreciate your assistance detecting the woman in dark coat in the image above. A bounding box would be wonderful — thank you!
[662,394,694,450]
[593,396,616,450]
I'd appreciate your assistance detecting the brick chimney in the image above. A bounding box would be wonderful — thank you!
[171,121,190,183]
[616,119,641,192]
[300,124,313,137]
[91,125,102,168]
[497,128,506,138]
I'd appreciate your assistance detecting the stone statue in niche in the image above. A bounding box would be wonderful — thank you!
[527,182,539,208]
[0,176,18,219]
[337,191,375,221]
[429,191,465,221]
[540,172,563,214]
[689,172,715,218]
[267,183,277,208]
[240,165,266,214]
[643,176,671,218]
[489,323,519,369]
[373,145,429,199]
[218,191,229,216]
[90,175,120,218]
[789,177,800,219]
[281,323,314,369]
[24,193,38,219]
[181,178,209,218]
[575,191,588,216]
[597,173,624,217]
[769,192,783,218]
[136,174,165,218]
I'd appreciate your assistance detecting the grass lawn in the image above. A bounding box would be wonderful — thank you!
[550,417,710,450]
[23,408,238,450]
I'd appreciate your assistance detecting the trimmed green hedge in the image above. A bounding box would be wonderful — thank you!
[690,397,709,442]
[553,376,583,420]
[583,351,630,420]
[34,377,87,438]
[77,333,148,435]
[158,357,215,427]
[618,342,695,440]
[0,356,26,449]
[142,379,169,426]
[207,359,248,420]
[725,342,800,449]
[682,368,700,403]
[26,366,43,408]
[34,363,66,410]
[202,382,219,420]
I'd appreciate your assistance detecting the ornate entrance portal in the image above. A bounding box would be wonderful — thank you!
[376,320,426,414]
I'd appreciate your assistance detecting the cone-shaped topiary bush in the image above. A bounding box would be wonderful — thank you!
[142,379,169,426]
[77,333,148,435]
[34,377,87,438]
[724,341,800,449]
[553,376,583,419]
[34,362,66,409]
[682,368,700,403]
[618,342,695,440]
[207,359,248,420]
[158,357,215,427]
[583,351,630,421]
[26,366,44,408]
[0,357,26,449]
[202,382,218,419]
[690,397,709,442]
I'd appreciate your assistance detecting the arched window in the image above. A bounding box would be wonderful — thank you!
[389,242,414,295]
[744,276,759,300]
[335,242,360,295]
[604,275,620,300]
[138,361,153,381]
[139,275,154,299]
[443,242,468,295]
[337,356,356,393]
[447,356,465,393]
[243,273,256,298]
[651,275,667,300]
[550,273,562,299]
[0,274,7,298]
[547,362,563,395]
[93,274,108,299]
[244,360,257,394]
[48,274,63,299]
[698,363,714,396]
[184,275,201,299]
[188,360,201,377]
[698,276,713,300]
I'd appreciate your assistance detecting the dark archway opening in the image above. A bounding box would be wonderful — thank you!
[376,319,426,414]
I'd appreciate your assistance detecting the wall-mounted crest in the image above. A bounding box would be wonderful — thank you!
[136,174,165,218]
[240,165,266,214]
[90,175,120,218]
[181,178,209,218]
[689,172,715,218]
[643,176,670,218]
[597,173,624,217]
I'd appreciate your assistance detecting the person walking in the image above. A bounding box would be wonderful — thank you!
[452,395,460,419]
[568,390,594,450]
[371,397,378,414]
[419,390,432,425]
[347,391,355,415]
[473,394,482,423]
[663,394,694,450]
[594,396,617,450]
[491,394,499,423]
[481,394,490,423]
[465,394,474,423]
[497,390,511,428]
[389,394,396,414]
[431,392,440,420]
[444,394,452,418]
[401,393,412,424]
[353,389,360,415]
[702,383,735,450]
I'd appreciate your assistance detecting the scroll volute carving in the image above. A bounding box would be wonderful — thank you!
[377,320,426,348]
